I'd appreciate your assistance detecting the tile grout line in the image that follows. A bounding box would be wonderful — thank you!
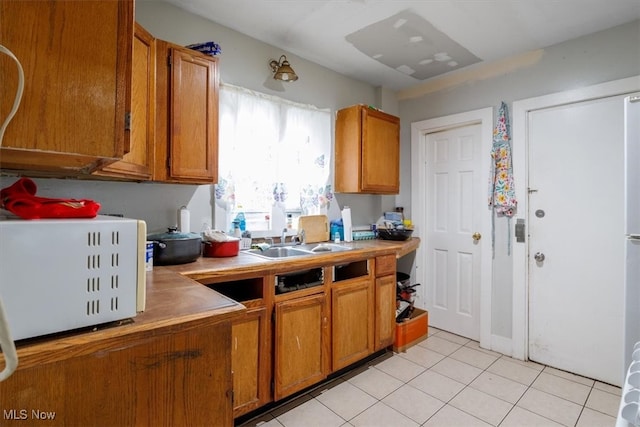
[496,362,552,427]
[430,329,618,426]
[404,332,512,426]
[245,329,619,427]
[422,330,580,426]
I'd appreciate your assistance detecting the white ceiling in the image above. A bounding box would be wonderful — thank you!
[163,0,640,91]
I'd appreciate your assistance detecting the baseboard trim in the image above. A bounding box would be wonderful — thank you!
[490,334,514,358]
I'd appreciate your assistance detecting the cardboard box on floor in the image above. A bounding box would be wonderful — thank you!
[393,308,428,352]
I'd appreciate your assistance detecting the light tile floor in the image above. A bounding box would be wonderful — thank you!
[238,327,621,427]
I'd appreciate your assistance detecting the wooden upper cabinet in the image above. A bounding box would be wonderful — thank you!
[0,0,133,175]
[154,40,219,184]
[334,105,400,194]
[96,23,156,181]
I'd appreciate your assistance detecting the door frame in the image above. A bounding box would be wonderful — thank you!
[411,107,493,349]
[511,75,640,360]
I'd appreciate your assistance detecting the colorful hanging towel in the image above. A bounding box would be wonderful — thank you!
[488,102,517,216]
[1,177,100,220]
[488,102,517,255]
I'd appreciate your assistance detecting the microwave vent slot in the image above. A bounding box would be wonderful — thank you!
[86,299,100,316]
[87,254,101,270]
[112,230,120,245]
[86,277,100,293]
[87,231,101,247]
[111,252,119,267]
[111,275,119,289]
[110,297,119,311]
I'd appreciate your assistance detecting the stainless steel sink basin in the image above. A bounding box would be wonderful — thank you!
[245,242,354,259]
[299,243,354,253]
[246,246,314,259]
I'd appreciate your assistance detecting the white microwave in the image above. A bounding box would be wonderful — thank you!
[0,215,147,341]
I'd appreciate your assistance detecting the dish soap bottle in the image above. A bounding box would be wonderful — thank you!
[235,206,246,232]
[232,220,242,238]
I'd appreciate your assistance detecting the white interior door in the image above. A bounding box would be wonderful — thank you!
[422,124,483,340]
[528,95,626,385]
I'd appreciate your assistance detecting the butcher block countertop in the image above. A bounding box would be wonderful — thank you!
[11,237,419,366]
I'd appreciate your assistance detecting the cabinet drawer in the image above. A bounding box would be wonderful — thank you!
[375,255,396,277]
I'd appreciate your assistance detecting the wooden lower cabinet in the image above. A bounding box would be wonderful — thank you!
[375,254,397,350]
[231,255,401,420]
[232,306,270,418]
[331,277,374,370]
[273,293,328,400]
[1,321,233,427]
[375,274,396,350]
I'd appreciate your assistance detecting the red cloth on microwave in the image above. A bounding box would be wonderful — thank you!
[0,178,100,219]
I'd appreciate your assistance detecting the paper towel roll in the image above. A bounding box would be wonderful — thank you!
[342,206,353,242]
[178,206,190,233]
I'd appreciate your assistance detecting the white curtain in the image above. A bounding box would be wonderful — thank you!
[215,84,332,232]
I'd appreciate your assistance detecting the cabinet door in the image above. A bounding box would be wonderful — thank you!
[332,277,374,371]
[0,0,133,174]
[274,293,327,400]
[155,42,219,183]
[334,105,400,194]
[0,322,233,427]
[96,22,155,180]
[375,274,397,350]
[232,307,270,418]
[334,105,363,193]
[361,108,400,193]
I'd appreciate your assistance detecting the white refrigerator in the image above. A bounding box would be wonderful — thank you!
[624,94,640,370]
[619,94,640,426]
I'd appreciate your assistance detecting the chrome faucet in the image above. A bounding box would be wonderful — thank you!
[292,229,306,245]
[281,227,287,245]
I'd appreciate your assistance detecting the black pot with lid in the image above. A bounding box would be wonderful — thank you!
[147,227,202,265]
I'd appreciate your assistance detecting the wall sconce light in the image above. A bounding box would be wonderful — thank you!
[269,55,298,82]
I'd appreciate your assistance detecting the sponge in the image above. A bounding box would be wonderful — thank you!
[251,242,271,251]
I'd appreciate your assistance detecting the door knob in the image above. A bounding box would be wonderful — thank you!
[534,252,545,262]
[472,232,481,241]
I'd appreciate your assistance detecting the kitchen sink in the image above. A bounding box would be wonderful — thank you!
[298,243,354,253]
[245,242,354,259]
[245,246,314,259]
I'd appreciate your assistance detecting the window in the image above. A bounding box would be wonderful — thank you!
[214,84,333,236]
